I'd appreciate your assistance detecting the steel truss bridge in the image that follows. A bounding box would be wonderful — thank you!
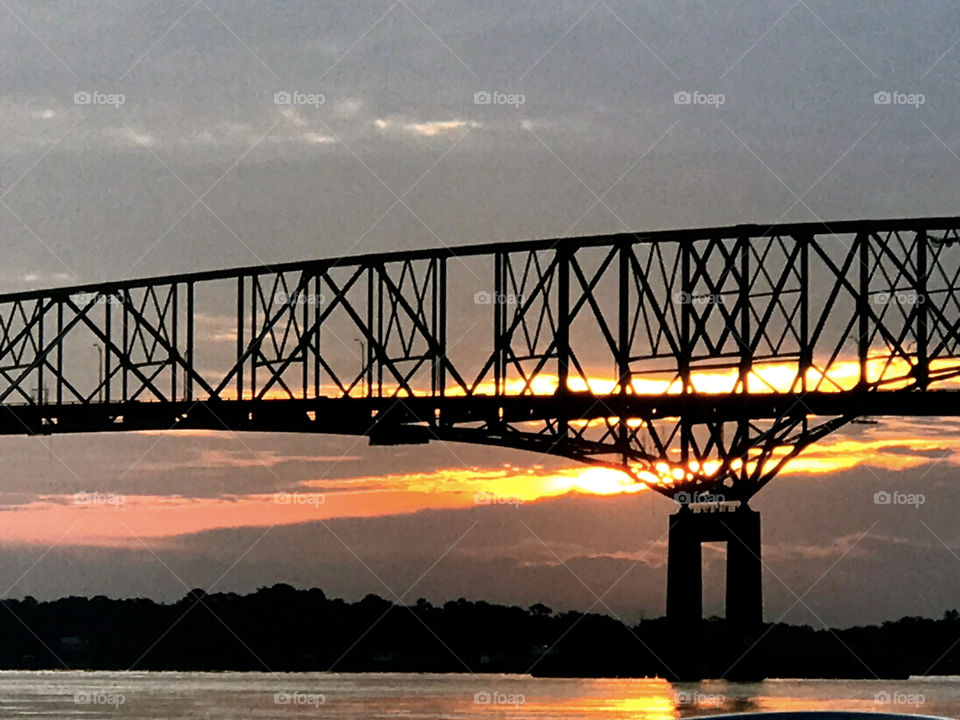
[2,216,960,506]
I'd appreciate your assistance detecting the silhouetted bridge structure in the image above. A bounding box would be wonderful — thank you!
[2,215,959,674]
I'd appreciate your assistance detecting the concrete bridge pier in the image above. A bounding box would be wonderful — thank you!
[666,505,763,678]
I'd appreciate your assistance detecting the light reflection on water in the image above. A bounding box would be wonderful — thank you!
[0,672,955,718]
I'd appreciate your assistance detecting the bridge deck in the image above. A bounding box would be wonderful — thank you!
[4,389,960,438]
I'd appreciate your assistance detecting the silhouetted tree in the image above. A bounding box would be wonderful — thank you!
[529,603,552,617]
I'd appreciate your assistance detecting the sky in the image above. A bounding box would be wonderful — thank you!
[2,0,960,629]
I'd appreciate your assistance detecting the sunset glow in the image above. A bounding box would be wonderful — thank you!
[198,355,960,400]
[0,415,956,548]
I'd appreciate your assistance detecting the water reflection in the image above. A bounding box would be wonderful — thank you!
[522,678,677,718]
[0,672,953,718]
[495,677,946,718]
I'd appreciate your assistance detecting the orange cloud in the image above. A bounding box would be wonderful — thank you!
[1,421,956,549]
[0,465,639,547]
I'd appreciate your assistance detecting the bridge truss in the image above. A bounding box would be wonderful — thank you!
[1,217,960,504]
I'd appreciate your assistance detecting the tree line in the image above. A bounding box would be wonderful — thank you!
[1,584,958,679]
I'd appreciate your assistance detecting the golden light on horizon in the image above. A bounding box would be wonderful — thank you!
[542,466,648,496]
[194,353,960,401]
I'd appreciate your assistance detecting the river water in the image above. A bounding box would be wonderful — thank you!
[0,671,956,718]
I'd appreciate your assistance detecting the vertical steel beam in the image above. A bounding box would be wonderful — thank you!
[799,234,810,393]
[122,291,129,402]
[739,235,751,392]
[557,247,571,439]
[186,281,194,401]
[104,295,111,404]
[302,275,309,398]
[236,275,244,400]
[617,242,630,393]
[56,300,63,405]
[493,252,503,395]
[557,247,570,394]
[171,285,178,401]
[437,257,447,396]
[680,241,692,392]
[314,273,321,398]
[858,232,870,388]
[618,241,631,461]
[680,241,692,464]
[37,303,44,405]
[430,258,439,396]
[371,264,379,398]
[915,230,928,388]
[737,235,751,476]
[250,275,257,398]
